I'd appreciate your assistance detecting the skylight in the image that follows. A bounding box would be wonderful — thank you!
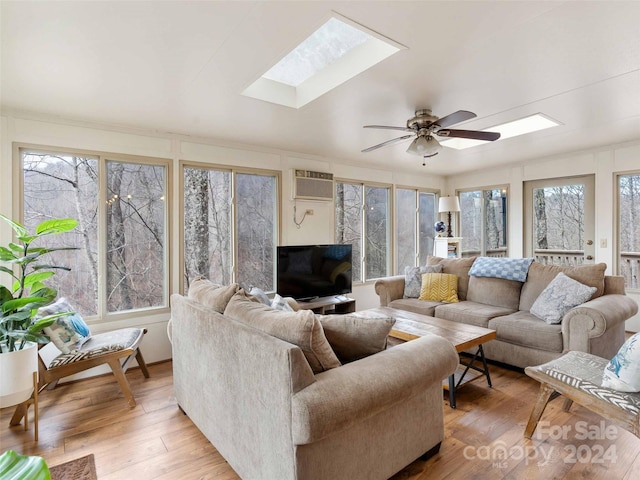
[440,113,562,150]
[242,14,404,108]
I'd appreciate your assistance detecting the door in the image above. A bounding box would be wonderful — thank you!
[524,175,595,265]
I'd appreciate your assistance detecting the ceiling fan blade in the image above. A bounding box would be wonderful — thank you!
[434,110,477,128]
[361,134,415,153]
[364,125,414,132]
[436,129,500,141]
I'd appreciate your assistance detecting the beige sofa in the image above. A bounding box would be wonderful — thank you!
[375,257,639,369]
[170,284,458,480]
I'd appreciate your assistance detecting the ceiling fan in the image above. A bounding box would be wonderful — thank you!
[362,109,500,159]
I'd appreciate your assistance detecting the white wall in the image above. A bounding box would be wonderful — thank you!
[0,112,444,368]
[447,141,640,331]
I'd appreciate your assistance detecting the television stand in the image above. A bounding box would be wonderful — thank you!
[297,296,356,315]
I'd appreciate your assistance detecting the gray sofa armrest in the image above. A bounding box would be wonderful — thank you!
[562,294,639,354]
[291,334,458,445]
[374,275,405,306]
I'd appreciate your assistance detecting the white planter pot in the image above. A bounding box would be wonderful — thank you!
[0,341,38,408]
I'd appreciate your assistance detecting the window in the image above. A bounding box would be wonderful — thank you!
[459,188,508,257]
[182,165,279,292]
[618,173,640,289]
[395,188,437,273]
[335,181,390,281]
[21,148,169,318]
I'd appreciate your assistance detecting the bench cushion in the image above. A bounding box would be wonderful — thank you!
[530,351,640,415]
[49,327,144,368]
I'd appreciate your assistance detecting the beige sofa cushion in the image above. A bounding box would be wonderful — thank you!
[467,276,523,310]
[224,292,341,373]
[188,279,239,313]
[426,256,476,301]
[388,298,442,316]
[318,313,395,363]
[435,301,515,328]
[488,311,563,353]
[519,262,606,311]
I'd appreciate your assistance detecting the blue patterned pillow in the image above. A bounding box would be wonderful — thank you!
[602,332,640,392]
[469,257,535,282]
[38,298,91,354]
[530,273,596,324]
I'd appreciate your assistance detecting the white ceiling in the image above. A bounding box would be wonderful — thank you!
[2,1,639,176]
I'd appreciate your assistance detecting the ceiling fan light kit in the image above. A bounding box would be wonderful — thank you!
[362,109,501,162]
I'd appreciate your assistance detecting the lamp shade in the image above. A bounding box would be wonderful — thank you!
[438,196,461,213]
[406,135,441,156]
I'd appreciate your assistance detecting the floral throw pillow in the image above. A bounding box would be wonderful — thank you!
[403,264,443,298]
[530,272,597,324]
[602,332,640,392]
[39,298,91,354]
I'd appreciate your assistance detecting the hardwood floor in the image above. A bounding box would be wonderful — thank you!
[2,361,639,479]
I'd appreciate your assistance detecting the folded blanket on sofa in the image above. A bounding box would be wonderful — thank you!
[468,257,535,282]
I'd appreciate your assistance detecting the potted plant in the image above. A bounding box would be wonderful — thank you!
[0,214,78,407]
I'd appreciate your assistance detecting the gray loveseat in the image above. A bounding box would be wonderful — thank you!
[375,257,639,369]
[170,282,458,480]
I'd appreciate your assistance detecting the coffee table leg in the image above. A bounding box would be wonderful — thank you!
[478,345,492,387]
[448,374,456,409]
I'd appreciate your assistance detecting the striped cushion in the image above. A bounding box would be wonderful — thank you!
[49,328,142,368]
[540,351,640,415]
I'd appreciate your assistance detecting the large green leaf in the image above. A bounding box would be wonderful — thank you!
[23,271,55,288]
[1,296,49,313]
[35,218,78,236]
[0,214,29,239]
[0,450,51,480]
[0,246,18,262]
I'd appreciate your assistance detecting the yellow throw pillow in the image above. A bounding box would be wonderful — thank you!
[419,273,459,303]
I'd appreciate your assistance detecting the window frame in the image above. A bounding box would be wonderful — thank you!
[456,185,509,258]
[179,160,281,294]
[334,178,392,283]
[393,185,439,273]
[615,170,640,292]
[14,143,172,322]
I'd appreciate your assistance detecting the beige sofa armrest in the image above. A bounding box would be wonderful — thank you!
[291,334,458,445]
[562,294,639,354]
[374,275,405,306]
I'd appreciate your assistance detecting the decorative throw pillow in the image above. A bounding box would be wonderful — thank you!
[224,292,341,373]
[188,279,239,313]
[403,264,443,298]
[530,272,597,325]
[602,333,640,392]
[271,293,294,311]
[318,312,396,363]
[418,273,459,303]
[468,257,534,282]
[39,298,91,354]
[248,286,271,306]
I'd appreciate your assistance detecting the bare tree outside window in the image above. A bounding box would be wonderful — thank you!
[23,152,99,315]
[533,185,584,263]
[183,167,231,287]
[335,182,363,282]
[619,174,640,289]
[418,192,437,265]
[396,189,416,273]
[22,150,168,317]
[365,186,390,280]
[236,173,276,291]
[105,161,166,312]
[460,189,507,257]
[183,166,277,292]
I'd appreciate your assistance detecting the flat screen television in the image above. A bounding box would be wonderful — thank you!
[277,244,352,301]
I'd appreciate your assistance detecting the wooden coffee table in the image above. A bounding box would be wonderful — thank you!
[363,307,497,408]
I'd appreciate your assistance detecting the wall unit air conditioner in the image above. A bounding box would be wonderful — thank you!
[292,169,334,201]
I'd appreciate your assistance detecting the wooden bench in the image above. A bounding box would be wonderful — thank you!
[524,350,640,439]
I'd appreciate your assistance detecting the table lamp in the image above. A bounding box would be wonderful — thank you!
[438,196,461,238]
